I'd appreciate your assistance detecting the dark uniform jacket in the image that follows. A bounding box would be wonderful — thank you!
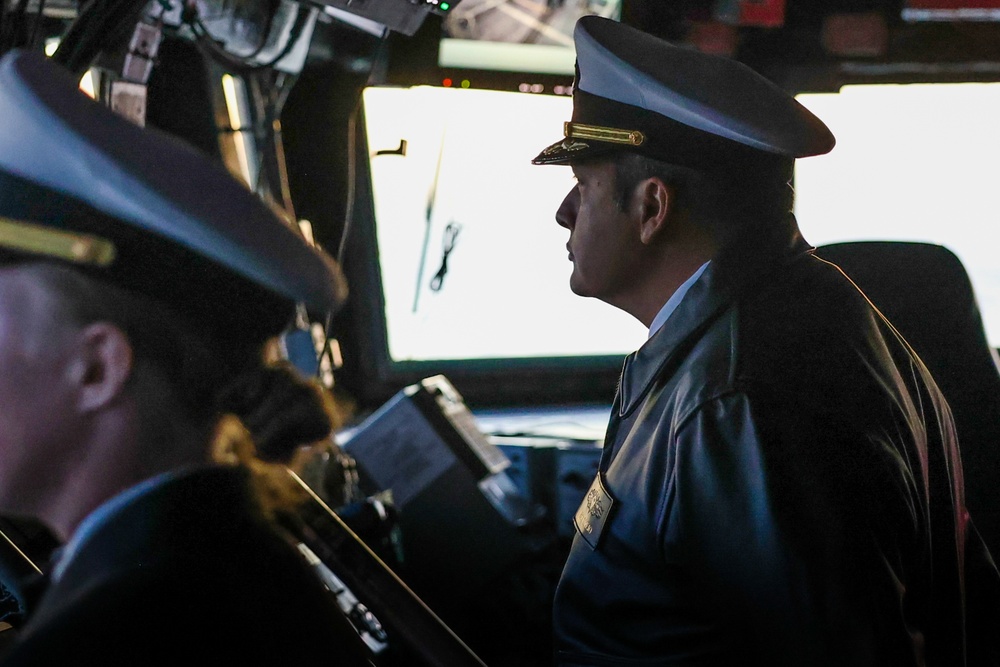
[0,465,372,666]
[553,213,1000,666]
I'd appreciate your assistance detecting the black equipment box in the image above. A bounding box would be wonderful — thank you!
[341,375,546,611]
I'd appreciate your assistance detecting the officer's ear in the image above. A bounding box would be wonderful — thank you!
[68,322,134,413]
[636,177,673,245]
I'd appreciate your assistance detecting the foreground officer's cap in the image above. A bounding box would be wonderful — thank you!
[0,49,347,350]
[532,16,835,179]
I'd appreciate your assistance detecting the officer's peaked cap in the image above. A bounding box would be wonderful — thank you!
[532,16,835,178]
[0,48,348,351]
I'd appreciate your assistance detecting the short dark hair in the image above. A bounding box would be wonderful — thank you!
[30,262,334,466]
[29,263,238,425]
[611,152,700,213]
[610,151,796,230]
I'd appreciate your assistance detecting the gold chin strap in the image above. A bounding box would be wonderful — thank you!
[565,121,646,147]
[0,216,117,267]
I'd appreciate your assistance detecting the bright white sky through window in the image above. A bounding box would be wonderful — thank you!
[363,86,647,363]
[795,83,1000,347]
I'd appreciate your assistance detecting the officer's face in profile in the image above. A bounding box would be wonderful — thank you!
[0,264,85,516]
[557,159,644,304]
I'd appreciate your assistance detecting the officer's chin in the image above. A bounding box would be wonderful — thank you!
[568,272,591,299]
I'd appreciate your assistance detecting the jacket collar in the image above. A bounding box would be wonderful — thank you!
[40,465,257,602]
[618,212,812,417]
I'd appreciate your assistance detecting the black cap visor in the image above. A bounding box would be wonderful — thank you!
[0,169,295,354]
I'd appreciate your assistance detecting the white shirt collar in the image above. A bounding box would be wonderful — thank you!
[648,260,710,338]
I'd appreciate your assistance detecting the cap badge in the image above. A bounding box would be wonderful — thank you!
[574,472,615,550]
[565,121,645,147]
[0,216,117,267]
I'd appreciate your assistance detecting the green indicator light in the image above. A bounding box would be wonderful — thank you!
[441,2,450,9]
[461,80,470,88]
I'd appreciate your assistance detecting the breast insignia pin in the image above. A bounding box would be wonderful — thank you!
[574,472,615,550]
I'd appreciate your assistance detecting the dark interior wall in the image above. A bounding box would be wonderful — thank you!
[281,65,361,258]
[280,20,389,415]
[146,37,225,163]
[281,16,393,253]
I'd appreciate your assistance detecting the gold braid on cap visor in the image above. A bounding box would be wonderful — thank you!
[0,216,117,267]
[565,121,645,146]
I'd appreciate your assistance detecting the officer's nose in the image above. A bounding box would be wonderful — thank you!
[556,185,580,230]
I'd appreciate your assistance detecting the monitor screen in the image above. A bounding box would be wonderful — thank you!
[437,0,623,76]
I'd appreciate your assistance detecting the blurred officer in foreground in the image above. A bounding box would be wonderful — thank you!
[0,48,371,665]
[533,15,1000,666]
